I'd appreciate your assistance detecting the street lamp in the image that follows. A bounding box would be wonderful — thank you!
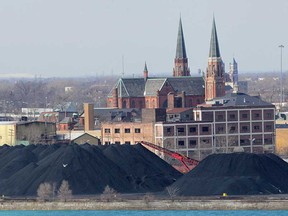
[279,45,284,109]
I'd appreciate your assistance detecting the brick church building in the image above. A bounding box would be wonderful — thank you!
[106,18,226,109]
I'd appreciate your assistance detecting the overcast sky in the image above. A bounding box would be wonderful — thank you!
[0,0,287,78]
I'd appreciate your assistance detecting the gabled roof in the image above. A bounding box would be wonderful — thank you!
[175,18,187,59]
[209,17,221,58]
[108,76,205,98]
[167,77,205,96]
[144,78,167,96]
[107,78,145,98]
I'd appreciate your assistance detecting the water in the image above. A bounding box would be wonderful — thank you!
[0,211,287,216]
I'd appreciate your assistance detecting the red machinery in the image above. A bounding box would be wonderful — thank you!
[140,141,199,172]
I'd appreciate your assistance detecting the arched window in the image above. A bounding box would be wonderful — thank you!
[122,100,127,108]
[131,100,135,108]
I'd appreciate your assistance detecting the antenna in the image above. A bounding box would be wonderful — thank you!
[122,55,125,77]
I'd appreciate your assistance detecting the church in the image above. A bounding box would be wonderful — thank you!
[106,17,230,109]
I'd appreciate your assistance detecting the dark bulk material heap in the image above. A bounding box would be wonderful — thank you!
[171,153,288,196]
[0,143,182,196]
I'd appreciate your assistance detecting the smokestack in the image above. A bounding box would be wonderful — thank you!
[84,103,94,131]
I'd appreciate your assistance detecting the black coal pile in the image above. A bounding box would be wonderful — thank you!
[171,153,288,196]
[101,144,181,192]
[0,143,181,196]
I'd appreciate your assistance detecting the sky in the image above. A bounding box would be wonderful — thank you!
[0,0,287,78]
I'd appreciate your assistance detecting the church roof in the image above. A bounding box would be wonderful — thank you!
[167,77,205,96]
[209,17,221,58]
[175,18,187,59]
[144,78,166,96]
[108,76,205,98]
[107,78,145,98]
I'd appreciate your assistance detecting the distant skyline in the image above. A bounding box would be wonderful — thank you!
[0,0,287,78]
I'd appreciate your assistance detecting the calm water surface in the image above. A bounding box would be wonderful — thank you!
[0,211,288,216]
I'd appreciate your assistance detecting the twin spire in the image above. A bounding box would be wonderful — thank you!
[173,16,221,77]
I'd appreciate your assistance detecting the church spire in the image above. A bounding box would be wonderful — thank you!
[205,17,225,101]
[176,18,187,59]
[143,62,148,81]
[173,17,190,77]
[209,17,221,58]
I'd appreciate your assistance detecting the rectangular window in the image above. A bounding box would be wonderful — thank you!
[105,141,111,144]
[189,127,197,133]
[189,140,197,146]
[230,126,236,131]
[217,115,224,120]
[267,113,272,118]
[167,128,171,133]
[242,113,248,118]
[202,127,209,132]
[255,113,260,118]
[135,128,141,133]
[254,125,260,130]
[230,114,236,119]
[104,128,111,133]
[177,127,185,133]
[266,125,272,130]
[178,140,185,146]
[242,126,248,131]
[217,127,224,132]
[124,141,131,144]
[115,141,120,145]
[114,128,120,133]
[124,128,130,133]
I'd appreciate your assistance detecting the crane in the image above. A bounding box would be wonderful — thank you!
[140,141,199,172]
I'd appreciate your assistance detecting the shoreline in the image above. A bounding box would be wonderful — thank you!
[2,197,288,210]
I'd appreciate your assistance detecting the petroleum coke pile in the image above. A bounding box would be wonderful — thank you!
[171,152,288,196]
[0,143,182,197]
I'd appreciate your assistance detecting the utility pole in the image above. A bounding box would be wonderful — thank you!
[279,45,284,110]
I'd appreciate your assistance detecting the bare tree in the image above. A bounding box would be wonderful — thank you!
[57,180,72,201]
[166,185,180,201]
[100,185,118,202]
[37,182,54,201]
[143,192,155,204]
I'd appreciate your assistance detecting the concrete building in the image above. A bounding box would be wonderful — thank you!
[194,93,275,154]
[166,108,193,122]
[154,121,214,161]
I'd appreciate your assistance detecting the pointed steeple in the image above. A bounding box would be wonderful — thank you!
[144,62,148,72]
[143,62,148,81]
[209,17,221,58]
[173,17,190,77]
[175,18,187,58]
